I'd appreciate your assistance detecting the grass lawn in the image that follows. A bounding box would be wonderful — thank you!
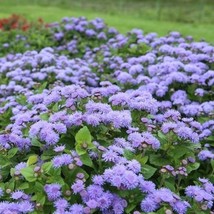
[0,0,214,43]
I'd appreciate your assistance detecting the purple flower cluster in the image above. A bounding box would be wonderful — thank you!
[0,190,33,213]
[185,179,214,210]
[128,131,160,149]
[141,188,190,213]
[44,183,62,201]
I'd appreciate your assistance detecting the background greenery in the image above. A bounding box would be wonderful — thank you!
[0,0,214,43]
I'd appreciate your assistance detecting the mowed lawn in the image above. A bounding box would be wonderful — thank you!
[0,0,214,43]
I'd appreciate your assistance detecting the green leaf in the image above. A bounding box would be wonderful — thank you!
[75,126,92,145]
[149,154,170,166]
[123,149,135,160]
[8,148,19,158]
[135,155,148,165]
[37,194,46,205]
[5,180,15,191]
[31,138,42,147]
[16,94,27,105]
[0,156,11,167]
[167,145,189,159]
[18,182,29,190]
[31,195,37,201]
[141,164,157,179]
[0,108,12,128]
[41,149,55,161]
[187,162,200,173]
[80,153,94,168]
[211,160,214,170]
[10,168,15,177]
[27,155,38,166]
[42,162,53,173]
[47,175,65,185]
[48,166,61,177]
[75,144,87,155]
[40,113,49,121]
[156,207,166,214]
[125,203,137,213]
[188,143,201,150]
[20,166,37,182]
[75,126,95,155]
[34,182,44,192]
[37,82,47,93]
[52,103,59,112]
[157,131,168,143]
[117,189,130,198]
[164,180,176,192]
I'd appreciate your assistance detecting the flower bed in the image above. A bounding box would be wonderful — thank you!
[0,16,213,213]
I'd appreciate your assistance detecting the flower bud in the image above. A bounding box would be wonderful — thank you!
[65,190,71,196]
[6,189,11,194]
[165,209,173,214]
[83,207,91,214]
[68,163,75,169]
[34,166,41,172]
[181,159,188,165]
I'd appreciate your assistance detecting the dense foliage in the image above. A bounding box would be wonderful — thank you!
[0,16,213,214]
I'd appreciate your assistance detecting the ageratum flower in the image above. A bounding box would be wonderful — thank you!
[202,181,214,194]
[198,150,214,160]
[54,198,69,212]
[86,185,104,199]
[39,127,59,145]
[106,110,132,128]
[185,185,212,202]
[17,201,34,213]
[71,180,85,194]
[54,145,65,152]
[52,123,67,134]
[171,90,189,106]
[114,137,134,151]
[69,204,84,214]
[122,170,139,189]
[109,92,130,106]
[172,201,191,214]
[128,132,143,148]
[139,180,156,193]
[11,190,29,200]
[97,193,113,210]
[30,121,66,145]
[0,134,11,149]
[126,160,141,173]
[141,196,159,212]
[175,126,199,143]
[128,91,159,114]
[141,132,160,149]
[180,104,202,117]
[112,195,127,214]
[85,101,112,114]
[84,114,101,126]
[92,175,104,186]
[61,85,89,100]
[15,162,27,173]
[86,199,98,209]
[102,150,120,163]
[52,154,73,168]
[44,183,61,201]
[43,91,62,106]
[164,109,181,121]
[155,188,174,203]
